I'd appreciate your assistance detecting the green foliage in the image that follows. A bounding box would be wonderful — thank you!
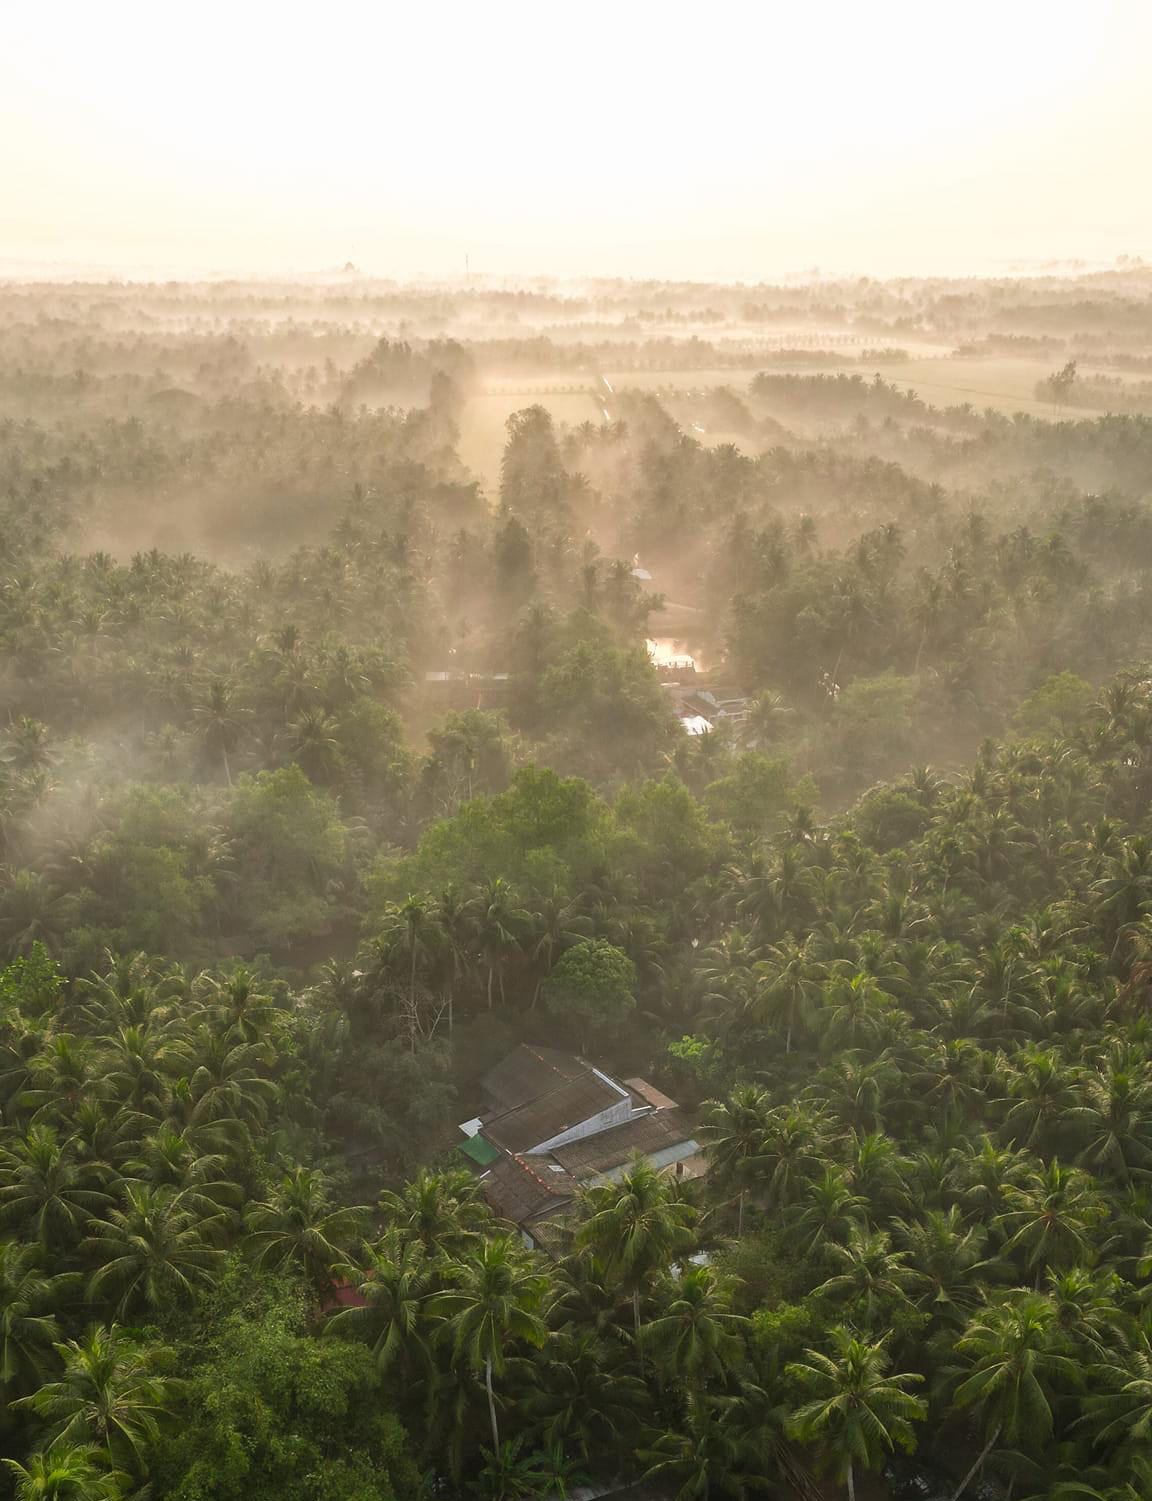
[614,776,725,897]
[226,768,349,951]
[152,1281,421,1501]
[704,753,815,839]
[785,1327,926,1492]
[854,786,933,852]
[12,273,1152,1501]
[378,767,613,898]
[534,620,676,779]
[0,945,63,1021]
[1014,671,1096,739]
[541,939,636,1048]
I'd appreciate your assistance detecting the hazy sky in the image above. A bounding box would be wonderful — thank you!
[3,0,1150,280]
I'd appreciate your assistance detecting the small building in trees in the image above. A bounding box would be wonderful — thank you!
[457,1044,703,1250]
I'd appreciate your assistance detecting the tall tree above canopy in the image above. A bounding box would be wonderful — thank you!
[786,1326,926,1501]
[500,406,569,530]
[541,938,636,1052]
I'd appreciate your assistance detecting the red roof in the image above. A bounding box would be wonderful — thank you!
[320,1280,368,1313]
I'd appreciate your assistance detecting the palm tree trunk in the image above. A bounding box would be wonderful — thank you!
[484,1353,499,1452]
[737,1188,746,1236]
[486,963,494,1010]
[222,745,232,788]
[409,945,418,1050]
[846,1461,855,1501]
[951,1428,1000,1501]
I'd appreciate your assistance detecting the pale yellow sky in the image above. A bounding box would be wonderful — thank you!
[2,0,1149,279]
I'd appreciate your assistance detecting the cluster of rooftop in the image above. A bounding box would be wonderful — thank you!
[457,1044,704,1251]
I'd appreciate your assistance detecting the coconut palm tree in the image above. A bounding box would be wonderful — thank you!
[757,1106,830,1213]
[749,936,823,1053]
[643,1264,749,1388]
[376,894,443,1047]
[786,1170,867,1260]
[2,1445,125,1501]
[16,1325,181,1476]
[378,1168,489,1258]
[999,1046,1082,1153]
[814,1052,902,1134]
[698,1083,774,1234]
[577,1158,697,1344]
[244,1168,368,1292]
[121,1128,240,1215]
[0,1126,110,1248]
[429,1234,549,1452]
[101,1025,181,1117]
[523,889,592,1008]
[185,1032,277,1127]
[893,1206,1003,1328]
[192,678,245,786]
[786,1326,926,1501]
[1069,1060,1152,1183]
[283,708,342,782]
[956,1135,1035,1223]
[0,718,56,775]
[1045,1266,1130,1360]
[945,1291,1079,1500]
[195,967,283,1047]
[0,872,69,960]
[516,1329,648,1459]
[471,878,527,1009]
[433,883,476,1035]
[640,1394,769,1500]
[82,1183,228,1317]
[1080,1331,1152,1460]
[0,1240,76,1401]
[325,1231,434,1380]
[820,970,897,1053]
[998,1160,1106,1276]
[811,1225,922,1327]
[742,690,793,750]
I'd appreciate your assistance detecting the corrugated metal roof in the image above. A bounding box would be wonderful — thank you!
[678,713,713,736]
[550,1109,697,1178]
[480,1043,588,1113]
[624,1078,680,1111]
[483,1069,623,1154]
[482,1153,577,1225]
[457,1134,502,1167]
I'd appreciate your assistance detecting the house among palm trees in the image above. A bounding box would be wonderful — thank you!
[457,1045,704,1249]
[665,686,750,734]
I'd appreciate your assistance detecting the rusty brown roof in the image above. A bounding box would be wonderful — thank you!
[550,1109,697,1179]
[481,1044,588,1113]
[482,1070,624,1154]
[624,1077,680,1111]
[526,1212,576,1256]
[481,1153,578,1225]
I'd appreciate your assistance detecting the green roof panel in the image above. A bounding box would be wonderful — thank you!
[458,1134,502,1167]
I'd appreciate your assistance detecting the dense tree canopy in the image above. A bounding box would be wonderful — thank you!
[5,267,1152,1498]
